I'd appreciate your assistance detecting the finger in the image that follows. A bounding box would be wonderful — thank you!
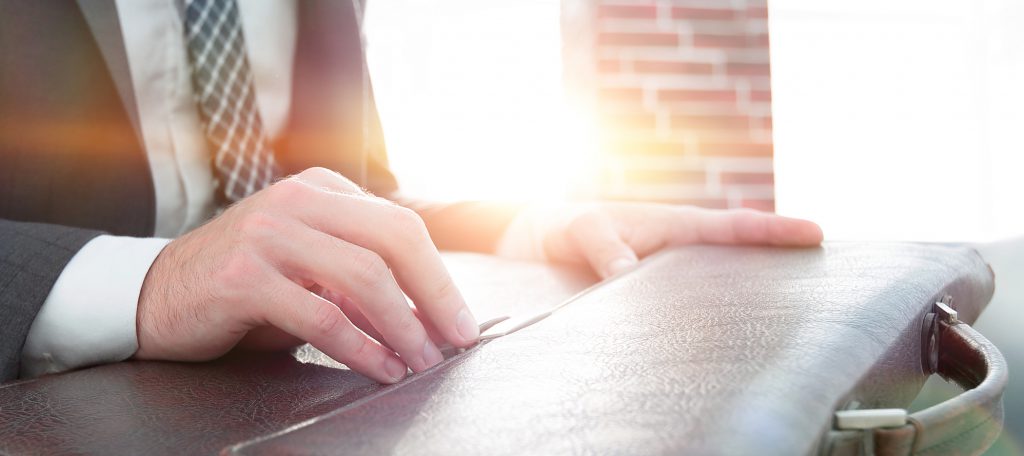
[324,293,446,348]
[674,208,824,246]
[269,179,479,349]
[255,276,409,384]
[260,220,446,372]
[568,212,639,279]
[319,289,393,349]
[325,284,446,347]
[411,307,447,345]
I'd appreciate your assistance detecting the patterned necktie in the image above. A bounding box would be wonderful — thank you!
[182,0,278,204]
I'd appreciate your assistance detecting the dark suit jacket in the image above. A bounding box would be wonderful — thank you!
[0,1,515,382]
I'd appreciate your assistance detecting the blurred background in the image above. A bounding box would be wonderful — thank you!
[364,0,1022,453]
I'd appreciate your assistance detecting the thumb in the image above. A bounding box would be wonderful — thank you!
[569,214,639,279]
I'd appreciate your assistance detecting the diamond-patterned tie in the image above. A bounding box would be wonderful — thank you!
[182,0,278,203]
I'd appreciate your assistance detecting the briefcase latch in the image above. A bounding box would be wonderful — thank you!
[834,408,908,430]
[922,295,958,374]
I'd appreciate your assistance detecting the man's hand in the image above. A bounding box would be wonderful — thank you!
[512,202,823,279]
[134,168,480,384]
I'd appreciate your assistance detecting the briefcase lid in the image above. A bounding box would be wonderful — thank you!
[228,243,994,455]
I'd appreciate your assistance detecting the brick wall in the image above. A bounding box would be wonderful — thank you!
[564,0,775,211]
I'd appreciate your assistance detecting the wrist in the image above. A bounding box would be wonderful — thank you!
[134,239,173,360]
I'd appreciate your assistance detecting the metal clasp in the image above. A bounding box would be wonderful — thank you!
[922,295,957,375]
[934,299,959,325]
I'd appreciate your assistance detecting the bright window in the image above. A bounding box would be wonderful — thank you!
[770,0,1024,242]
[365,0,594,203]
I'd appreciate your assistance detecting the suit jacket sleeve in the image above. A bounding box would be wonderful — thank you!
[0,219,102,382]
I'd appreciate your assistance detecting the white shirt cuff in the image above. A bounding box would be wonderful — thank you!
[19,235,171,378]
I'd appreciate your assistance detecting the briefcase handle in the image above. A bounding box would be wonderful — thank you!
[825,300,1008,456]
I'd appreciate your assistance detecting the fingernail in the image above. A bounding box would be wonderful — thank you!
[455,308,480,343]
[606,257,637,277]
[422,340,444,368]
[384,357,408,382]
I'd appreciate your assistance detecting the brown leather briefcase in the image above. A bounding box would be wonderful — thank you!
[0,243,1006,455]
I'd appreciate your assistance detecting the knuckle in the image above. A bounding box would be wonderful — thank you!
[391,314,421,338]
[431,277,458,302]
[236,211,280,243]
[728,208,759,223]
[299,167,363,194]
[389,206,429,246]
[266,178,308,205]
[349,251,388,289]
[299,166,335,179]
[345,331,372,358]
[313,303,344,337]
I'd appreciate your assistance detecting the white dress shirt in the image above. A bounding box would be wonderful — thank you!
[19,0,541,378]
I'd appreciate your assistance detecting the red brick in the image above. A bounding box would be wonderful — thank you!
[597,4,658,20]
[659,89,737,103]
[750,90,772,102]
[603,140,685,156]
[671,114,751,130]
[693,33,765,49]
[738,198,775,212]
[622,169,706,185]
[633,60,714,75]
[697,142,773,157]
[720,172,775,185]
[747,6,769,19]
[581,0,776,205]
[671,7,736,21]
[726,62,771,76]
[597,32,679,48]
[677,198,730,210]
[605,194,730,209]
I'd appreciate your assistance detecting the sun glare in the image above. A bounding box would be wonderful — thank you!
[364,0,594,203]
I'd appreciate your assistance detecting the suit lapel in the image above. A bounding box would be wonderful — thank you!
[75,0,142,140]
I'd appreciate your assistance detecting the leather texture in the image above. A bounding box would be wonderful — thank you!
[0,244,997,455]
[0,254,596,455]
[224,243,995,456]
